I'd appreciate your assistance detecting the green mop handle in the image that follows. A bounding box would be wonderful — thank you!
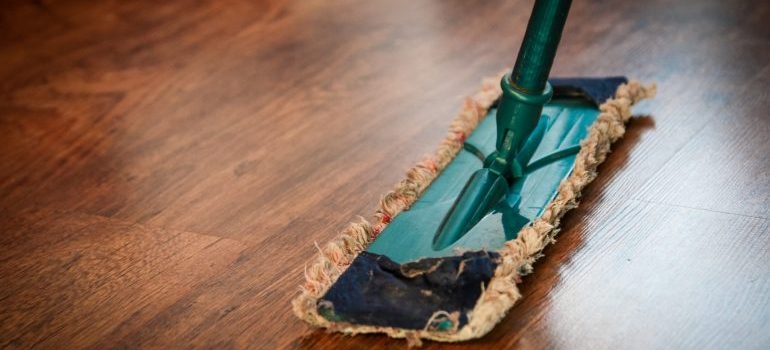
[433,0,572,250]
[490,0,572,177]
[511,0,572,92]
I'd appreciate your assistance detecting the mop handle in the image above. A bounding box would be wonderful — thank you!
[492,0,573,172]
[510,0,572,93]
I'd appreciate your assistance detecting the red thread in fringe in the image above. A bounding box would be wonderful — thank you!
[425,159,438,172]
[454,131,466,143]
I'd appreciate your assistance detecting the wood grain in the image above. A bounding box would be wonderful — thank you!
[1,0,768,349]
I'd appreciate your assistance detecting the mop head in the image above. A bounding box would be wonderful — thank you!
[292,72,656,346]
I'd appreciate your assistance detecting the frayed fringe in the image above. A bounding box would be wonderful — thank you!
[292,73,656,344]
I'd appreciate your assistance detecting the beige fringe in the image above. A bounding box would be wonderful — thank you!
[292,73,656,344]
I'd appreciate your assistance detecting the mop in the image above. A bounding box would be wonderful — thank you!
[292,0,655,345]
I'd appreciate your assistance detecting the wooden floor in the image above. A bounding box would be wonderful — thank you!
[1,0,768,349]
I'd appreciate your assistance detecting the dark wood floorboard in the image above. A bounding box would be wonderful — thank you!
[0,0,768,349]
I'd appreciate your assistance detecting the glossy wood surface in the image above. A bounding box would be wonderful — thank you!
[1,0,768,349]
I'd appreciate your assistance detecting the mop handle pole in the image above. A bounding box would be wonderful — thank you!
[510,0,572,93]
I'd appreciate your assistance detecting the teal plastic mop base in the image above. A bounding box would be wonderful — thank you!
[367,98,599,263]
